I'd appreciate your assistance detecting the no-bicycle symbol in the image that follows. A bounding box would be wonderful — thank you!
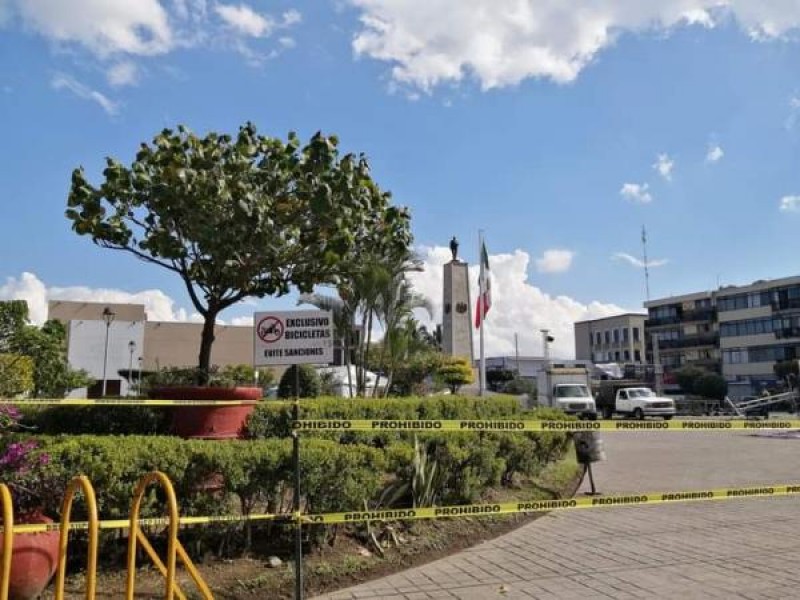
[257,316,284,344]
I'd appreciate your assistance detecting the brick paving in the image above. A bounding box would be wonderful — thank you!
[313,428,800,599]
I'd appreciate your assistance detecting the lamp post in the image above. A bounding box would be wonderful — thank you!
[101,307,115,397]
[137,357,143,397]
[128,340,136,397]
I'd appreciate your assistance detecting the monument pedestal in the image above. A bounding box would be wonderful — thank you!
[442,260,474,362]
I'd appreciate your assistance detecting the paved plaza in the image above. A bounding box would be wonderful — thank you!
[315,427,800,599]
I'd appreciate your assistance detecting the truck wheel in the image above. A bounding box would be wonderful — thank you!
[602,407,613,420]
[633,408,644,420]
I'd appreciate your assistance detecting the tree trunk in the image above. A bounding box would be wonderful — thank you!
[198,309,218,384]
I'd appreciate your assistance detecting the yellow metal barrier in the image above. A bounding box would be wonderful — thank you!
[0,484,13,600]
[124,471,213,600]
[55,476,99,600]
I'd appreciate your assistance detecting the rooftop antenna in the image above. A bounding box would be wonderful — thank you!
[641,225,651,302]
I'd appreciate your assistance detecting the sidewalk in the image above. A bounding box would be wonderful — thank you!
[313,430,800,599]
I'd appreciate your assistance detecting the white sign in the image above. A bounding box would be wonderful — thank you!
[253,310,334,366]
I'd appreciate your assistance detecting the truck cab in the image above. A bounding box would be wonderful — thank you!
[615,387,675,420]
[538,367,597,419]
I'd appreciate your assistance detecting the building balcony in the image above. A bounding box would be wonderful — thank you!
[681,307,717,323]
[656,333,719,350]
[645,316,681,327]
[771,299,800,312]
[775,327,800,340]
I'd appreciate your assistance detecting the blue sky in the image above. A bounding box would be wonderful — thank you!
[2,1,800,357]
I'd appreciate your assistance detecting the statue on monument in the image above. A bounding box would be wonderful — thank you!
[449,236,459,262]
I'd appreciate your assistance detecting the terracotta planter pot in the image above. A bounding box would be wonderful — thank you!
[0,512,59,600]
[150,386,261,439]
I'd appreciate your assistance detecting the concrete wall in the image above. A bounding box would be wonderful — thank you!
[143,321,254,370]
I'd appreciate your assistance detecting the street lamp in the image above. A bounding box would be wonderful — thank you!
[128,340,136,397]
[101,307,115,397]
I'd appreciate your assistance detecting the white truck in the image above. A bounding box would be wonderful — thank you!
[537,367,597,419]
[595,380,676,420]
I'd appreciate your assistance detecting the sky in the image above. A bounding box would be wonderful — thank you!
[2,1,800,359]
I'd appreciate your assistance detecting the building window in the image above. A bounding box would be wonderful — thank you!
[614,351,620,361]
[623,328,629,342]
[596,332,602,345]
[604,331,610,344]
[624,350,630,361]
[634,349,641,362]
[633,327,640,341]
[613,329,620,343]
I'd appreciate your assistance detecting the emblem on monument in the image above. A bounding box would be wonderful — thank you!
[456,302,468,314]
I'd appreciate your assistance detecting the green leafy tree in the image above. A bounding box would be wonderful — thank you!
[437,356,474,394]
[694,372,728,400]
[0,354,34,397]
[278,364,321,399]
[0,301,90,397]
[486,368,514,392]
[674,365,707,395]
[67,123,411,383]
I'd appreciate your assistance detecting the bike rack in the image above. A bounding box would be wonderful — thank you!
[0,483,13,600]
[125,470,213,600]
[55,475,99,600]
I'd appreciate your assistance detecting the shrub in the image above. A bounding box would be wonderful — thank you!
[278,364,321,399]
[0,353,34,397]
[436,356,474,393]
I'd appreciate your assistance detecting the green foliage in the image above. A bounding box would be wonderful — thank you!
[774,360,799,384]
[390,351,443,396]
[0,354,34,397]
[277,364,321,399]
[502,377,536,396]
[0,301,90,398]
[674,365,707,395]
[486,369,514,392]
[19,404,170,435]
[437,356,474,393]
[146,364,273,389]
[694,372,728,399]
[66,122,412,378]
[411,437,439,507]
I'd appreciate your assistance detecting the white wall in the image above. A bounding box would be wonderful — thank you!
[67,319,145,397]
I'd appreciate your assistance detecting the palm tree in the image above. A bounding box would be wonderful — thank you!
[374,275,433,396]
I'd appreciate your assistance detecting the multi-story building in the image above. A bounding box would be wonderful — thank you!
[644,291,719,376]
[574,313,647,364]
[716,275,800,395]
[644,275,800,396]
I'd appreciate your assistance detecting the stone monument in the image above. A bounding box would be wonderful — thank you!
[442,236,474,362]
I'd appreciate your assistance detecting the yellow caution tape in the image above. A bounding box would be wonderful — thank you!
[302,483,800,524]
[0,399,256,406]
[7,483,800,532]
[293,419,800,432]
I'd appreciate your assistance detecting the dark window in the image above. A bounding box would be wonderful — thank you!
[623,350,630,361]
[634,349,641,361]
[623,328,629,342]
[604,331,610,344]
[595,332,601,345]
[633,327,640,341]
[613,329,619,343]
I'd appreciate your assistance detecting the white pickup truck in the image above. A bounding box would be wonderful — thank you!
[596,382,676,420]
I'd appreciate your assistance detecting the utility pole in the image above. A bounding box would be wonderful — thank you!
[642,225,651,302]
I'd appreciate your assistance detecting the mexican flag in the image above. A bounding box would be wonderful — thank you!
[475,241,491,328]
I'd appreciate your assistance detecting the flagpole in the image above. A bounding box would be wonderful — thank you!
[478,230,486,397]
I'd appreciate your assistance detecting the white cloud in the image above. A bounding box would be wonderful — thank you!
[612,252,669,268]
[779,195,800,212]
[107,61,139,87]
[15,0,173,57]
[0,272,205,326]
[282,9,302,26]
[535,249,575,274]
[348,1,800,91]
[706,143,724,162]
[214,3,274,38]
[653,153,674,181]
[51,73,118,114]
[408,246,626,359]
[620,182,653,204]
